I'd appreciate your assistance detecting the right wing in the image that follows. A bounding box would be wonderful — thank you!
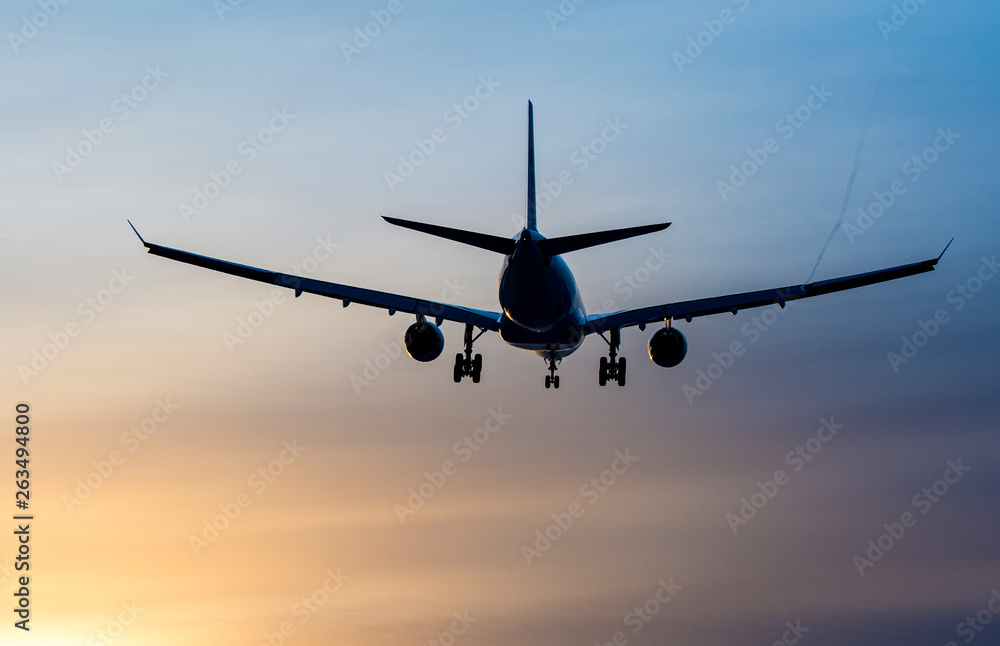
[584,243,951,334]
[129,222,502,331]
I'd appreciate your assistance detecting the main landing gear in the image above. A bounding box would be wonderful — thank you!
[454,323,485,383]
[544,349,561,389]
[598,327,626,387]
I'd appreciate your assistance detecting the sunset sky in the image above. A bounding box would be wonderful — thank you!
[2,1,999,645]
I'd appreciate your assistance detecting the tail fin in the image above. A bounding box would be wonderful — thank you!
[382,103,671,257]
[526,101,537,232]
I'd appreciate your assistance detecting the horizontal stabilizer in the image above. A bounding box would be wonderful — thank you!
[538,222,671,256]
[382,216,515,255]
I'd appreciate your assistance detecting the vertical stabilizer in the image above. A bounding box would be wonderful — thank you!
[526,101,537,231]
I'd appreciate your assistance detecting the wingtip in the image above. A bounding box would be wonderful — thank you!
[127,219,147,245]
[936,237,955,262]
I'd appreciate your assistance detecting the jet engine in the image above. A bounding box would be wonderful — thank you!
[648,327,687,368]
[404,320,445,362]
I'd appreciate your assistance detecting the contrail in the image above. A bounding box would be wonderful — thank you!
[805,78,885,284]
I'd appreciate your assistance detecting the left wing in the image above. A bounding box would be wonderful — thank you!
[584,243,951,334]
[128,222,502,331]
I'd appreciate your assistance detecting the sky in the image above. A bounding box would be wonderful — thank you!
[1,1,999,645]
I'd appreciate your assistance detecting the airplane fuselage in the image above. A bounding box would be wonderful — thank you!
[498,229,587,358]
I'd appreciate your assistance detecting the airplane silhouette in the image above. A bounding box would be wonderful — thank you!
[129,101,949,389]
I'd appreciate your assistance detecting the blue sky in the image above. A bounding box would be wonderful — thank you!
[1,1,999,645]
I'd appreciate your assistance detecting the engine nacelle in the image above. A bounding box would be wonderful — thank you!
[404,320,445,362]
[648,327,687,368]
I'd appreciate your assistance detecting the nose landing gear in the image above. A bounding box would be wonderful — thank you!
[544,349,561,389]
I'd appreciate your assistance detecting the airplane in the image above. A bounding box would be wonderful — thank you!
[129,101,950,389]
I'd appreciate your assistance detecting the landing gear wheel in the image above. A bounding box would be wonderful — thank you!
[598,327,627,388]
[544,350,561,390]
[454,325,486,384]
